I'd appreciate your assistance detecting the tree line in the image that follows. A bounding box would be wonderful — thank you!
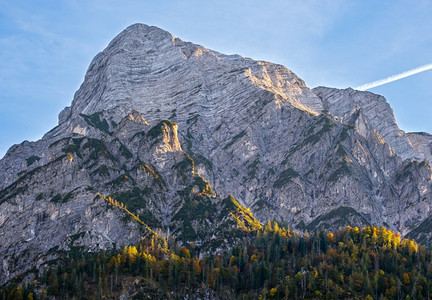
[2,223,432,299]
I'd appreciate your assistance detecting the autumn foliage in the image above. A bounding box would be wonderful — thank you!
[1,225,431,299]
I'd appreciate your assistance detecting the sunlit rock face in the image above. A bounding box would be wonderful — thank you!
[1,23,432,284]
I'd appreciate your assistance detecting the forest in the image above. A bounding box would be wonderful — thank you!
[1,223,431,299]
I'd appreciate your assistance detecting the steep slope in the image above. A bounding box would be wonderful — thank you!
[407,132,432,164]
[1,23,432,284]
[312,86,418,160]
[0,110,261,284]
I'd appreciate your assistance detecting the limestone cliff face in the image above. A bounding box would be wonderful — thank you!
[1,23,432,284]
[407,132,432,164]
[312,86,418,160]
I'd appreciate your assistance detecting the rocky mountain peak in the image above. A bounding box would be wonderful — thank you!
[110,23,175,48]
[55,23,323,138]
[2,23,432,285]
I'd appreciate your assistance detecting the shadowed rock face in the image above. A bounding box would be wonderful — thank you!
[312,86,418,160]
[1,23,432,283]
[407,132,432,164]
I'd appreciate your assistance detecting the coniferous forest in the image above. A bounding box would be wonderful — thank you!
[2,224,432,299]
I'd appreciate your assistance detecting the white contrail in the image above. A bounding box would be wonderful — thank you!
[355,63,432,91]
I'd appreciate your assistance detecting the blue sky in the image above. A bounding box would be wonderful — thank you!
[0,0,431,158]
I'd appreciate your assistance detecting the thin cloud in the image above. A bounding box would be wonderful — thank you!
[355,63,432,91]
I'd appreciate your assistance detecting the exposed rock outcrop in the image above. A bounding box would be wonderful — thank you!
[1,23,431,284]
[407,132,432,164]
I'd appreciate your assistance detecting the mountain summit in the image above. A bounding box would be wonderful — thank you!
[1,23,432,284]
[57,23,323,130]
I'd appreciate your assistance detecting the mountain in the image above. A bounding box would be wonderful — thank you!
[1,23,431,285]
